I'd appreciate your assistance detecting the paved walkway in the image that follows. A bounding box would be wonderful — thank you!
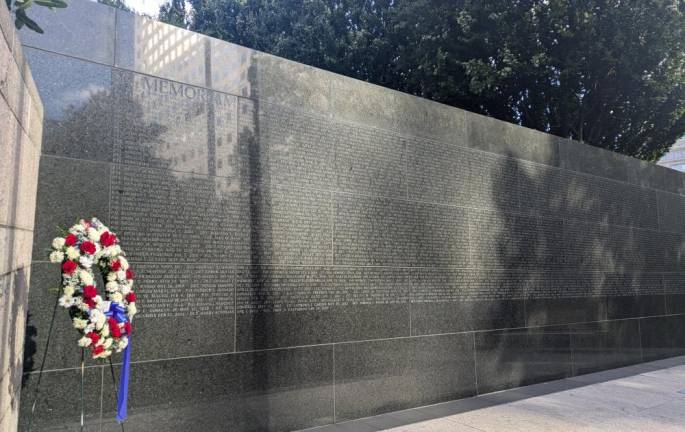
[305,356,685,431]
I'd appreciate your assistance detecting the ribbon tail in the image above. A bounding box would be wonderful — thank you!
[116,336,131,423]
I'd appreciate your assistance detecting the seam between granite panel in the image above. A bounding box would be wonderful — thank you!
[25,312,685,374]
[20,47,684,198]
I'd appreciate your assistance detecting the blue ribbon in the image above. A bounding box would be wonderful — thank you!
[104,302,131,423]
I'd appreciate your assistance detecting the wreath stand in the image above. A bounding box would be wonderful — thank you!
[26,290,125,432]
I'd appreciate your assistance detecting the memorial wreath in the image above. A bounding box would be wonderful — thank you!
[48,217,136,423]
[49,217,137,359]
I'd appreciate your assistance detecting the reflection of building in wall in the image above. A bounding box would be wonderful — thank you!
[658,137,685,172]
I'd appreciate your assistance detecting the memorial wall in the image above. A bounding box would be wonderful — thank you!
[15,0,685,430]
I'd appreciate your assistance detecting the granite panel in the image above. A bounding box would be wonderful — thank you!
[249,186,332,265]
[336,123,406,197]
[115,10,208,87]
[407,136,519,210]
[469,210,563,269]
[474,326,573,394]
[526,297,607,326]
[19,0,115,64]
[570,320,643,375]
[606,295,666,320]
[664,273,685,315]
[628,158,685,195]
[102,347,334,432]
[249,52,332,113]
[112,69,240,177]
[335,334,476,421]
[409,268,526,334]
[520,162,657,229]
[129,263,235,360]
[208,37,253,96]
[334,194,469,267]
[243,100,336,189]
[1,36,31,131]
[330,75,468,144]
[236,266,410,349]
[558,139,632,184]
[109,163,249,263]
[24,47,114,162]
[657,191,685,234]
[32,156,110,261]
[18,367,103,432]
[467,113,559,165]
[563,220,641,272]
[640,314,685,361]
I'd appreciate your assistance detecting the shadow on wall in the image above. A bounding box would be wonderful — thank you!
[1,50,34,427]
[482,146,684,392]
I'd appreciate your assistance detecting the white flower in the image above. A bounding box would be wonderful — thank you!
[101,324,110,337]
[127,303,137,317]
[84,323,95,334]
[111,292,123,303]
[73,318,88,329]
[93,295,103,305]
[111,245,122,256]
[49,251,64,263]
[79,270,93,285]
[58,295,74,308]
[121,284,131,295]
[52,237,66,249]
[117,270,126,282]
[63,285,75,296]
[66,247,80,260]
[87,228,101,242]
[103,338,113,349]
[106,281,118,292]
[107,273,117,282]
[97,225,107,234]
[119,257,129,270]
[78,336,92,347]
[117,337,128,351]
[79,256,94,269]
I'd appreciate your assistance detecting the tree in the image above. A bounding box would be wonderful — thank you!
[159,0,186,28]
[97,0,132,13]
[167,0,685,161]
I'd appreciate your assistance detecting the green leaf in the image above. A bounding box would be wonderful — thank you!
[13,0,33,10]
[15,8,44,33]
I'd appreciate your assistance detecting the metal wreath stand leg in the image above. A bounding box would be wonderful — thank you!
[27,290,125,432]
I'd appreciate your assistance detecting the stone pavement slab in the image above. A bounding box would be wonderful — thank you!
[301,355,685,432]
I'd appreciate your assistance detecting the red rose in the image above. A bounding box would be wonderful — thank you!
[108,317,117,328]
[62,260,77,274]
[111,325,122,338]
[101,231,117,247]
[110,260,121,272]
[83,285,97,299]
[65,234,77,246]
[124,322,132,335]
[87,332,100,345]
[84,298,95,309]
[125,292,136,303]
[93,345,104,355]
[125,269,135,280]
[80,241,96,255]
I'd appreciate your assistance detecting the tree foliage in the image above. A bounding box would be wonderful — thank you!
[162,0,685,160]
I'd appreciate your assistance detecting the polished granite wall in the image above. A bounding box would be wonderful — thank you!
[16,0,685,431]
[0,3,43,431]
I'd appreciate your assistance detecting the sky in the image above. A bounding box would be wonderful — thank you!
[122,0,169,17]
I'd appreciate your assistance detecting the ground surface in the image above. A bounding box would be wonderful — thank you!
[303,356,685,431]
